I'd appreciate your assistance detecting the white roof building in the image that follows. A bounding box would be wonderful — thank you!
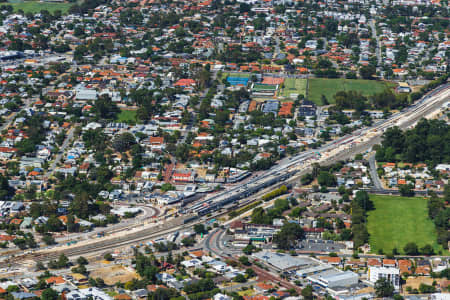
[368,267,400,290]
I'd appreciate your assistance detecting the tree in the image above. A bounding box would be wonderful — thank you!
[273,222,305,250]
[239,256,251,266]
[301,285,313,300]
[41,288,58,300]
[42,234,55,245]
[420,244,434,256]
[46,216,64,232]
[94,94,119,119]
[56,253,69,268]
[403,242,419,255]
[317,171,336,187]
[353,191,373,211]
[95,278,105,288]
[233,274,247,283]
[359,65,376,80]
[245,268,256,278]
[399,184,415,197]
[149,288,179,300]
[70,192,90,219]
[104,253,114,261]
[67,214,79,233]
[301,173,314,185]
[181,237,195,247]
[77,256,88,266]
[0,174,14,200]
[419,283,436,294]
[193,224,207,235]
[375,278,394,298]
[112,132,136,152]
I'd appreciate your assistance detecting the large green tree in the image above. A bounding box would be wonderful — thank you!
[375,278,394,298]
[273,222,305,250]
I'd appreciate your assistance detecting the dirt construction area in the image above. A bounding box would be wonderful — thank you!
[404,276,448,292]
[90,264,140,285]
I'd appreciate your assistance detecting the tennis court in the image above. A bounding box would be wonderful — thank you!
[227,76,249,86]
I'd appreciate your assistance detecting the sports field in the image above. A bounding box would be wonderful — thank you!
[367,195,444,254]
[280,78,307,98]
[116,109,137,124]
[308,78,395,105]
[252,83,277,91]
[7,1,72,13]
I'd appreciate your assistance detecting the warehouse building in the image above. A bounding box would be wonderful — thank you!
[252,251,314,271]
[312,271,359,288]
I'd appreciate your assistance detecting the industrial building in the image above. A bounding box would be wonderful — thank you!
[312,271,359,288]
[252,251,314,271]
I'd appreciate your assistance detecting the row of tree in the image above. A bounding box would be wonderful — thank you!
[375,119,450,165]
[427,188,450,249]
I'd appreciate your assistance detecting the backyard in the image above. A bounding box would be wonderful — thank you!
[367,195,445,255]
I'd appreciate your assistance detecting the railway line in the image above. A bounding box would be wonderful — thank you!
[185,84,450,216]
[1,83,448,266]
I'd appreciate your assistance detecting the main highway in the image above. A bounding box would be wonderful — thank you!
[1,83,449,266]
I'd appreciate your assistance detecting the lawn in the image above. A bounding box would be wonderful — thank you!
[116,109,137,124]
[252,83,277,91]
[367,195,445,255]
[307,78,395,105]
[280,78,307,98]
[7,1,72,13]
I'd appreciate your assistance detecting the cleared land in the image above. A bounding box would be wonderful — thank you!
[7,1,72,13]
[280,78,307,98]
[367,195,444,254]
[90,265,140,286]
[308,78,395,105]
[116,109,137,124]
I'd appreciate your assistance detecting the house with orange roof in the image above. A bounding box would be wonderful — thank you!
[46,276,65,285]
[146,285,168,293]
[174,79,196,87]
[189,250,204,258]
[397,179,406,185]
[367,258,382,267]
[383,162,396,168]
[255,282,274,293]
[319,256,341,265]
[243,296,269,300]
[398,260,412,275]
[114,294,132,300]
[383,259,397,267]
[172,170,196,182]
[0,235,15,241]
[10,218,22,225]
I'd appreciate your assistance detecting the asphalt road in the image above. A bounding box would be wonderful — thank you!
[368,153,383,190]
[2,84,448,267]
[45,126,77,178]
[0,97,35,132]
[370,19,382,68]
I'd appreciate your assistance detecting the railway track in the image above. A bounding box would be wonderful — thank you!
[2,84,449,267]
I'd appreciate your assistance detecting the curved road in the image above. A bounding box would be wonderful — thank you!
[1,83,448,266]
